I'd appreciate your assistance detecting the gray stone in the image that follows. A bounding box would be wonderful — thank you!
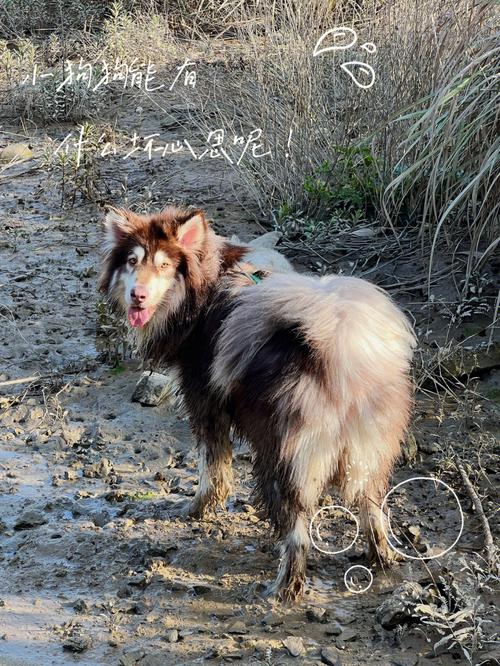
[376,582,431,629]
[324,622,343,636]
[283,636,306,657]
[165,628,178,643]
[321,646,342,665]
[83,458,112,478]
[132,371,177,406]
[14,509,47,530]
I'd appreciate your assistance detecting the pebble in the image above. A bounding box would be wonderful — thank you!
[132,371,176,406]
[227,620,247,635]
[83,458,113,478]
[0,143,33,162]
[14,509,47,530]
[324,622,343,636]
[321,646,343,665]
[164,628,179,643]
[62,633,91,653]
[306,607,328,623]
[283,636,306,657]
[338,627,358,642]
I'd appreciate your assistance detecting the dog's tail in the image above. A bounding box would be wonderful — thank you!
[211,272,415,406]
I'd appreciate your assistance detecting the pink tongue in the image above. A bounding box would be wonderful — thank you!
[128,307,153,328]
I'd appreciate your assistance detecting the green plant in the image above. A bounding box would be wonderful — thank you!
[303,145,382,215]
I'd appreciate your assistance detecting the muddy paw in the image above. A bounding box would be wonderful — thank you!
[265,575,305,603]
[367,542,402,566]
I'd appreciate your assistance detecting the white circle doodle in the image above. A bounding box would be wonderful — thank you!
[381,476,464,561]
[344,565,373,594]
[309,505,360,555]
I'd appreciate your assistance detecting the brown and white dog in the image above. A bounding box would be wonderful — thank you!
[99,205,416,601]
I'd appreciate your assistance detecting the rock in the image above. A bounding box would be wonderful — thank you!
[324,622,343,636]
[0,143,33,162]
[62,633,91,652]
[306,607,328,623]
[132,371,177,406]
[375,582,431,629]
[283,636,306,657]
[141,651,171,666]
[391,655,419,666]
[91,511,111,527]
[338,627,358,642]
[73,599,90,613]
[83,458,112,478]
[227,620,247,635]
[401,432,418,464]
[120,648,145,665]
[441,342,500,377]
[14,509,47,530]
[165,628,178,643]
[321,646,342,665]
[262,612,283,627]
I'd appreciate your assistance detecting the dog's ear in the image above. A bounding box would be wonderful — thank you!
[104,207,136,248]
[176,210,207,252]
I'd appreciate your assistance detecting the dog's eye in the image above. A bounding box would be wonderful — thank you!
[128,256,137,266]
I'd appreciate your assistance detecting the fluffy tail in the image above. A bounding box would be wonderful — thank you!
[211,272,415,407]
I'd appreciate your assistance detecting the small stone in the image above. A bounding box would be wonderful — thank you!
[227,620,247,635]
[63,633,91,652]
[262,612,283,627]
[14,509,47,530]
[324,622,343,636]
[0,143,33,162]
[83,458,112,478]
[132,371,176,406]
[283,636,306,657]
[91,511,111,527]
[165,628,178,643]
[120,648,146,665]
[72,599,89,613]
[339,627,358,642]
[321,646,343,665]
[306,607,328,623]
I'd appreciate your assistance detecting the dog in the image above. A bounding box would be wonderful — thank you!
[99,205,416,601]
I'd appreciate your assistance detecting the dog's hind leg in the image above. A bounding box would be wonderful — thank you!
[188,412,233,519]
[358,473,399,566]
[262,426,339,602]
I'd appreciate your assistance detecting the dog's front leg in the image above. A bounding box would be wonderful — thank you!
[188,414,233,518]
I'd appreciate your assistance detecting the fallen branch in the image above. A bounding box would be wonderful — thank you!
[455,455,498,573]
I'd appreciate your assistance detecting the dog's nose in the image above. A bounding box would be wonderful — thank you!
[131,286,147,304]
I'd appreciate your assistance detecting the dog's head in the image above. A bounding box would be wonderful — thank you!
[99,206,217,329]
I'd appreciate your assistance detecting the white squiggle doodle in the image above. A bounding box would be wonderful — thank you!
[361,42,377,54]
[344,565,373,594]
[313,26,377,90]
[313,26,358,57]
[381,476,465,561]
[340,61,376,90]
[309,505,359,555]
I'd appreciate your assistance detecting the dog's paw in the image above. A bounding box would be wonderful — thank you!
[184,496,210,519]
[265,576,305,604]
[367,542,402,567]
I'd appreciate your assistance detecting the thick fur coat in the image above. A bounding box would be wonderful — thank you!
[100,205,416,600]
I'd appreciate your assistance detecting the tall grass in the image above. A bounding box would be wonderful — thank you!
[186,0,499,283]
[384,31,500,288]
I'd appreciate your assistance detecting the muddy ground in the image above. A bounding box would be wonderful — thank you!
[0,73,499,666]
